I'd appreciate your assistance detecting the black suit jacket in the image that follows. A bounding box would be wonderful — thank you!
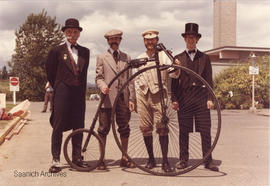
[46,43,89,91]
[46,43,90,131]
[171,50,213,103]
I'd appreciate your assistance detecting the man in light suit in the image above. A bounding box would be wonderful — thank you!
[96,29,136,170]
[46,18,89,173]
[135,29,178,172]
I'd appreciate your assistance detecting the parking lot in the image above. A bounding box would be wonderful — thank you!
[0,101,269,186]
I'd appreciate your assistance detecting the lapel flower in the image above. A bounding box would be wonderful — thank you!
[63,54,67,60]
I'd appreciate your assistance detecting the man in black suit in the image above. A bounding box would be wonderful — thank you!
[171,23,219,171]
[46,18,90,173]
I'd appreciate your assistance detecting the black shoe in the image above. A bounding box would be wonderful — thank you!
[120,158,135,168]
[205,161,219,172]
[162,162,174,172]
[175,160,188,169]
[49,159,61,173]
[97,161,107,170]
[49,166,61,173]
[41,110,46,113]
[145,159,156,169]
[72,159,88,168]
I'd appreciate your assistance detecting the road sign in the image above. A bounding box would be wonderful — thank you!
[10,77,19,92]
[10,77,19,86]
[249,66,259,75]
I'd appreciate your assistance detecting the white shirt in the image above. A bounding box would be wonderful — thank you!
[108,48,120,55]
[66,40,78,64]
[185,48,197,61]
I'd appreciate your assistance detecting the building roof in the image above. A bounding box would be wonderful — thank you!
[205,46,270,54]
[205,46,270,61]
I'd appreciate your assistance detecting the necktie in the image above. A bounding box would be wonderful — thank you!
[188,50,196,54]
[113,51,118,63]
[71,44,78,50]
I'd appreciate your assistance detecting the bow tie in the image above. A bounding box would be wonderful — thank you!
[71,44,79,50]
[188,50,196,54]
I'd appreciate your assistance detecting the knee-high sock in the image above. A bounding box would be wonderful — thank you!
[159,135,169,163]
[143,136,154,160]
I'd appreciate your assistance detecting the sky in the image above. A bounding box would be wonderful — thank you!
[0,0,269,83]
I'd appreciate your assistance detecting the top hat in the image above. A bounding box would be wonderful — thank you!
[142,29,159,39]
[181,23,201,38]
[61,18,83,32]
[104,29,123,39]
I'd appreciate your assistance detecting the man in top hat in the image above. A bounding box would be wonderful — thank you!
[46,18,90,173]
[135,29,179,172]
[171,23,219,171]
[95,29,136,170]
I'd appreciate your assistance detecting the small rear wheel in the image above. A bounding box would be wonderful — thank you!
[63,128,104,172]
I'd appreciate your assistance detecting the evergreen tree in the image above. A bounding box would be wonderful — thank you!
[1,66,8,80]
[9,10,64,101]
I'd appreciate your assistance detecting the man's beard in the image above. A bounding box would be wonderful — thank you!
[110,42,119,48]
[146,44,156,50]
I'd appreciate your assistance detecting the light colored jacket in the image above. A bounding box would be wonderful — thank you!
[135,51,177,95]
[96,50,135,108]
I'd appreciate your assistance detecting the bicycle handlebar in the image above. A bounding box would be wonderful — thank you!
[129,43,175,69]
[129,57,155,68]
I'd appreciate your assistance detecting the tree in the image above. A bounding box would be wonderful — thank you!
[9,10,64,101]
[1,66,8,80]
[214,55,270,109]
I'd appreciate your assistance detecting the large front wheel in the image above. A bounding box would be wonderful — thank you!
[111,64,221,176]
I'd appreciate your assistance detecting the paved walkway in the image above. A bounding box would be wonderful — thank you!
[0,102,269,186]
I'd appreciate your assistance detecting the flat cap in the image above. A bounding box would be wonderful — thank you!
[104,29,123,39]
[142,29,159,39]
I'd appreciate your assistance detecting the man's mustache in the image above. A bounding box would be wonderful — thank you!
[146,44,156,47]
[110,42,119,47]
[66,36,76,40]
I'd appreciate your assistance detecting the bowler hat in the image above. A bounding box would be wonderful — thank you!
[62,18,82,32]
[181,23,201,38]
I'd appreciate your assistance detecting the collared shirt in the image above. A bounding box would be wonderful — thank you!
[185,48,197,61]
[108,48,120,55]
[66,40,78,64]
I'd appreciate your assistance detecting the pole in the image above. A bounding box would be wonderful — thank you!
[252,74,255,110]
[13,91,16,105]
[250,52,256,113]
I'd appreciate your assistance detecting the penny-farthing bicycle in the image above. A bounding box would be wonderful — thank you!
[63,43,221,176]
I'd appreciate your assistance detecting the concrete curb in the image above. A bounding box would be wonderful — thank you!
[257,113,270,117]
[256,109,270,117]
[0,111,30,145]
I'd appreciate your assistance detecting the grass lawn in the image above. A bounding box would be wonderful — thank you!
[0,79,10,92]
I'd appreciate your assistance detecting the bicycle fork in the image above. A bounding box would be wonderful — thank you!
[154,50,169,126]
